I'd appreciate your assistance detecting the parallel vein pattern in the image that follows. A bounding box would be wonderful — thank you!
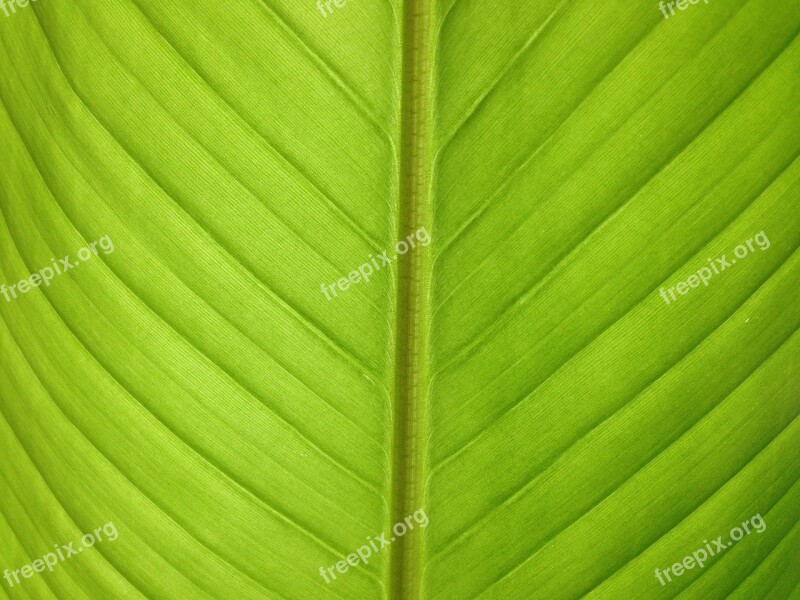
[1,1,798,599]
[0,0,401,598]
[424,0,800,598]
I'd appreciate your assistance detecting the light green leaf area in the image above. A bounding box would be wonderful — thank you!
[0,1,798,599]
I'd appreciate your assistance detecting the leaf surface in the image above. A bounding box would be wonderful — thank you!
[0,1,798,599]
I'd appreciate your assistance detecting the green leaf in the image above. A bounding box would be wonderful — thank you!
[1,1,798,599]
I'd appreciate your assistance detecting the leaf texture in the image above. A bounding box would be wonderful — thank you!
[0,1,798,599]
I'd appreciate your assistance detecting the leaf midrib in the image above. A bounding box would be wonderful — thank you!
[391,1,434,598]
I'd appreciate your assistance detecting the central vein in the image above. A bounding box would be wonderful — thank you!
[390,0,434,598]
